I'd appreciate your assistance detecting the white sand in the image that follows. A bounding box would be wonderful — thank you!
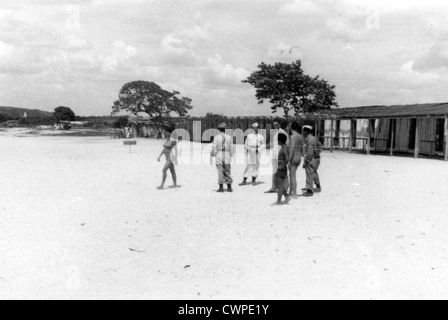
[1,132,448,300]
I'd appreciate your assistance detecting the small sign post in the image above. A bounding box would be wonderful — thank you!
[123,140,137,153]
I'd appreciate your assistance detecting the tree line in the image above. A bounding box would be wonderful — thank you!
[111,59,338,129]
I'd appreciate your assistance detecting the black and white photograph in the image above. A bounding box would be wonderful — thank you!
[1,0,448,302]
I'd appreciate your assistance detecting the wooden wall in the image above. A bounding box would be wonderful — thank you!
[139,116,446,159]
[339,120,352,149]
[324,120,335,148]
[394,118,412,152]
[356,119,370,150]
[374,119,390,151]
[419,118,437,156]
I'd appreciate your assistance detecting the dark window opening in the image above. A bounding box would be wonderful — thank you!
[436,119,445,152]
[387,119,396,149]
[334,120,341,147]
[352,120,357,147]
[369,119,376,145]
[409,119,417,150]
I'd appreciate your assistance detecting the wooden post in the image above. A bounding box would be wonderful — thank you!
[444,116,448,161]
[390,119,395,157]
[415,118,420,159]
[366,120,371,155]
[349,120,354,153]
[330,120,334,153]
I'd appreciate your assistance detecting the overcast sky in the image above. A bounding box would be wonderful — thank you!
[1,0,448,116]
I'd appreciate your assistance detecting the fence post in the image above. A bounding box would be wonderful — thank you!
[390,119,395,157]
[444,116,448,161]
[330,120,334,153]
[415,118,420,159]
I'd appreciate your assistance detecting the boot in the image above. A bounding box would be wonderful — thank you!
[314,184,322,193]
[252,177,257,186]
[217,185,225,193]
[302,190,314,197]
[239,178,247,186]
[227,184,233,193]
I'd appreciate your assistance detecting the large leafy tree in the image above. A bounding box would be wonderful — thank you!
[53,106,76,122]
[111,81,193,127]
[243,60,338,118]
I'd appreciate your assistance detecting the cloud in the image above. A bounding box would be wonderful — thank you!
[101,41,137,73]
[206,54,250,85]
[279,0,322,15]
[326,17,364,42]
[161,35,188,56]
[393,61,439,87]
[358,89,377,101]
[0,41,45,74]
[413,43,448,71]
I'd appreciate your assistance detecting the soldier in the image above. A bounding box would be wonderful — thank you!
[265,121,289,194]
[289,122,305,199]
[210,123,234,193]
[239,123,266,186]
[272,133,291,205]
[302,126,322,197]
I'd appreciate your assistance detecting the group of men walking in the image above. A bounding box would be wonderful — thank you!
[209,121,322,204]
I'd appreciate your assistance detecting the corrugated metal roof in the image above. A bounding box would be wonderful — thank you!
[304,103,448,120]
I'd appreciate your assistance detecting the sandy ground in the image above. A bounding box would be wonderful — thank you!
[1,130,448,300]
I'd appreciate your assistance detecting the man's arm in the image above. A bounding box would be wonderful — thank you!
[289,136,295,162]
[303,138,315,167]
[173,144,178,165]
[279,147,289,170]
[210,136,218,164]
[158,150,164,162]
[244,135,250,152]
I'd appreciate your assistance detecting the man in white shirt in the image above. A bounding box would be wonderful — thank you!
[239,123,266,186]
[265,121,289,194]
[210,123,235,193]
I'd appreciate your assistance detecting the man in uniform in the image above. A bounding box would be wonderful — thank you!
[210,123,234,193]
[265,120,289,194]
[239,123,266,186]
[302,125,322,197]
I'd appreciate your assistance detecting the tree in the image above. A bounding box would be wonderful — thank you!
[111,81,193,127]
[243,60,338,119]
[113,116,129,128]
[53,106,76,123]
[0,113,8,123]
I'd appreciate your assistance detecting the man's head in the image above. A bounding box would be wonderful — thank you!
[280,122,288,130]
[272,121,280,131]
[218,123,227,133]
[291,122,300,133]
[252,123,260,134]
[303,125,313,137]
[278,133,287,146]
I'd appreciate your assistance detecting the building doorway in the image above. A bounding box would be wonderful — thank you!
[409,118,417,150]
[436,118,445,153]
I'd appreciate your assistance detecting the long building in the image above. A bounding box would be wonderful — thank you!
[131,103,448,161]
[307,102,448,160]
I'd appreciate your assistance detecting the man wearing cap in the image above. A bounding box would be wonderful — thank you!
[239,123,266,186]
[302,125,322,197]
[210,123,234,193]
[265,120,289,194]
